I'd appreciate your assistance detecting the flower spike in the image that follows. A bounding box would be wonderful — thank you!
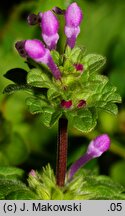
[40,11,59,50]
[68,134,110,180]
[65,2,83,48]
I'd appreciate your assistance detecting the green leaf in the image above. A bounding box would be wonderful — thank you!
[3,84,32,94]
[79,73,121,116]
[65,46,86,63]
[51,50,61,66]
[40,107,62,127]
[103,103,118,115]
[83,54,106,73]
[6,190,38,200]
[0,179,38,200]
[27,165,125,200]
[4,68,28,84]
[67,108,97,133]
[47,87,61,101]
[27,68,53,88]
[26,96,49,114]
[0,167,24,181]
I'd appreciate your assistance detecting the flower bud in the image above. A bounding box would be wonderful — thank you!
[40,11,59,50]
[65,3,83,48]
[68,134,110,180]
[60,100,72,109]
[74,63,84,72]
[15,40,27,58]
[29,169,36,177]
[77,100,86,108]
[27,13,40,25]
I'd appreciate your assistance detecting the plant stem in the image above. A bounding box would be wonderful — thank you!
[56,117,68,187]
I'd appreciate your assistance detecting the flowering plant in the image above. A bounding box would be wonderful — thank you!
[2,2,125,200]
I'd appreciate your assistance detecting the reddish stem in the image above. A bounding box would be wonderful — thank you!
[56,117,68,187]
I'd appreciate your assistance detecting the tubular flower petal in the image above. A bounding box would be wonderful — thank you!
[68,134,110,180]
[40,11,59,50]
[16,39,61,80]
[65,2,83,48]
[25,39,50,64]
[25,39,61,79]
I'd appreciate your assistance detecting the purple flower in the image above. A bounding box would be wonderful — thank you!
[60,100,72,109]
[40,11,59,50]
[15,39,61,80]
[24,39,49,63]
[68,134,110,180]
[65,2,83,48]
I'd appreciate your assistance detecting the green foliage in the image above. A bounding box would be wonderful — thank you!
[0,0,125,200]
[0,167,37,200]
[3,46,121,133]
[0,165,124,200]
[27,165,125,200]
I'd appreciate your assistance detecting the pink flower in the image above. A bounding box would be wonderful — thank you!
[15,39,61,80]
[65,3,83,48]
[68,134,110,180]
[40,11,59,50]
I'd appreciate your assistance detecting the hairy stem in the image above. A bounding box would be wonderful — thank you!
[56,117,68,187]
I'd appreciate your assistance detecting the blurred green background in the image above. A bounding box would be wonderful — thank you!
[0,0,125,186]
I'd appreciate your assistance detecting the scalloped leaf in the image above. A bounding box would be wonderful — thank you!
[40,107,62,127]
[3,84,32,94]
[67,108,97,133]
[65,46,86,63]
[47,87,61,101]
[27,68,53,88]
[26,96,49,114]
[0,167,38,200]
[0,167,24,181]
[83,54,106,73]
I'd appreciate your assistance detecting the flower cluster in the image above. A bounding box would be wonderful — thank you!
[15,2,83,81]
